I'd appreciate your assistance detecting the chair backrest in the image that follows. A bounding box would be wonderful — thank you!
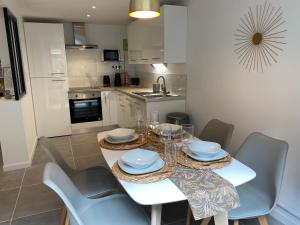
[199,119,234,150]
[39,137,74,175]
[43,162,88,225]
[235,132,288,209]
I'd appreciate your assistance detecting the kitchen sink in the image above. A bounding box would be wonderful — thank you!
[133,92,180,98]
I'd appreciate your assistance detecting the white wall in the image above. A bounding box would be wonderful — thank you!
[186,0,300,224]
[0,1,37,170]
[65,23,135,87]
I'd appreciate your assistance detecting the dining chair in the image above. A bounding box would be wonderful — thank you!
[199,132,288,225]
[186,119,235,225]
[199,119,235,150]
[39,137,118,199]
[43,162,150,225]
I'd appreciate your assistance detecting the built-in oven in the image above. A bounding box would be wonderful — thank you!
[68,91,102,124]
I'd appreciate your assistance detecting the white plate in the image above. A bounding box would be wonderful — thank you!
[107,128,135,140]
[105,133,139,144]
[188,140,221,156]
[121,149,159,169]
[182,148,228,162]
[153,124,184,137]
[118,158,165,175]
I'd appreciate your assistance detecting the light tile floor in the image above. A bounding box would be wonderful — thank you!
[0,131,283,225]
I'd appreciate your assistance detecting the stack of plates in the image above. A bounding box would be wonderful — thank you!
[184,140,228,162]
[105,128,139,144]
[153,123,184,137]
[118,149,165,175]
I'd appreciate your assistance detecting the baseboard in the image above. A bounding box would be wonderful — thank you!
[270,204,300,225]
[28,136,38,164]
[2,136,38,172]
[3,160,31,171]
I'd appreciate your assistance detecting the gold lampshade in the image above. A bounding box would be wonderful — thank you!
[129,0,160,19]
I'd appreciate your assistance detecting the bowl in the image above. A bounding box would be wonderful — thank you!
[107,128,135,140]
[188,140,221,156]
[121,149,159,169]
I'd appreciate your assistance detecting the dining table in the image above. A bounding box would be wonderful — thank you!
[97,132,256,225]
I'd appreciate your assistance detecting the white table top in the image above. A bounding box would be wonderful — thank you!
[98,132,256,206]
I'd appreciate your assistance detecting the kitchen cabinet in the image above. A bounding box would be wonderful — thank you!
[30,78,71,137]
[101,91,118,126]
[25,22,71,137]
[127,5,187,64]
[24,23,67,78]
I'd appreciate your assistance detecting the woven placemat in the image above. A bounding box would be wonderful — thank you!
[176,150,232,170]
[99,136,147,150]
[112,162,176,184]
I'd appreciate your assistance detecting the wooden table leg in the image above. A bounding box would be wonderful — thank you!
[214,212,229,225]
[151,204,162,225]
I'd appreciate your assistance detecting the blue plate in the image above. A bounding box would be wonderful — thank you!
[183,148,228,162]
[118,158,165,175]
[121,149,159,169]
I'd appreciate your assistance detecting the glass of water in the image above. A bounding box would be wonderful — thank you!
[181,124,195,162]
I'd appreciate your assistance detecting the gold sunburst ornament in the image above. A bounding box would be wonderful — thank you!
[234,1,287,72]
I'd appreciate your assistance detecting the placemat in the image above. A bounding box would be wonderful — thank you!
[98,136,147,150]
[176,149,232,170]
[112,162,176,184]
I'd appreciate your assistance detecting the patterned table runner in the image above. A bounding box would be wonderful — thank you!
[170,167,240,220]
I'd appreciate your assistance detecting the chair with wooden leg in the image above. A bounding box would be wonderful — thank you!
[43,162,150,225]
[39,137,119,225]
[198,132,288,225]
[228,132,288,225]
[186,119,235,225]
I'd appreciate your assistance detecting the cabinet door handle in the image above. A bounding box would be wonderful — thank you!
[152,58,161,60]
[141,59,149,61]
[51,79,66,82]
[51,72,65,75]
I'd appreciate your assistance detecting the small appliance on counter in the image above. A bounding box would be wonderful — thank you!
[130,78,140,86]
[113,65,122,87]
[103,75,111,87]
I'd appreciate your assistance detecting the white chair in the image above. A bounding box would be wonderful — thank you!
[43,162,150,225]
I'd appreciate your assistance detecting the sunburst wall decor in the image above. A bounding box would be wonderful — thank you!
[234,1,287,72]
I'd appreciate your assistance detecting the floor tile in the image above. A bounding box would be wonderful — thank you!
[0,188,19,222]
[11,209,61,225]
[75,154,107,170]
[48,136,72,158]
[13,184,63,219]
[71,133,100,158]
[0,221,10,225]
[0,169,24,191]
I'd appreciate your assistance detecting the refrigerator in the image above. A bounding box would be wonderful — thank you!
[25,22,71,137]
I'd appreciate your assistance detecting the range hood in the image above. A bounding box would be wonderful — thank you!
[65,22,98,49]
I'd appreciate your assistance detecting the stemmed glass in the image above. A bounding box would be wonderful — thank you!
[181,124,195,162]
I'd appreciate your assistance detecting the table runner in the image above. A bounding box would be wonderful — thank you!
[170,167,240,220]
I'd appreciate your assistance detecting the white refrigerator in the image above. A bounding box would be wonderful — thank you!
[25,22,71,137]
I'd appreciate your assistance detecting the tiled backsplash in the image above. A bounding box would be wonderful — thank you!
[66,49,135,88]
[136,64,187,96]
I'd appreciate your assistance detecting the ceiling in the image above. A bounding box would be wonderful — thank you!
[6,0,187,24]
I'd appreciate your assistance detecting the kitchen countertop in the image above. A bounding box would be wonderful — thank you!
[68,86,186,102]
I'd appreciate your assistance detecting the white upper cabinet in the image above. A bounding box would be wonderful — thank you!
[24,23,67,78]
[127,5,187,64]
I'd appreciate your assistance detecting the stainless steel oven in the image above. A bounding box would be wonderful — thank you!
[68,91,102,124]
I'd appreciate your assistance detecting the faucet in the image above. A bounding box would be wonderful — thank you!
[156,76,167,95]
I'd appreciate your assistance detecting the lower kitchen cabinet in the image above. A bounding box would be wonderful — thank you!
[101,91,118,127]
[102,90,186,128]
